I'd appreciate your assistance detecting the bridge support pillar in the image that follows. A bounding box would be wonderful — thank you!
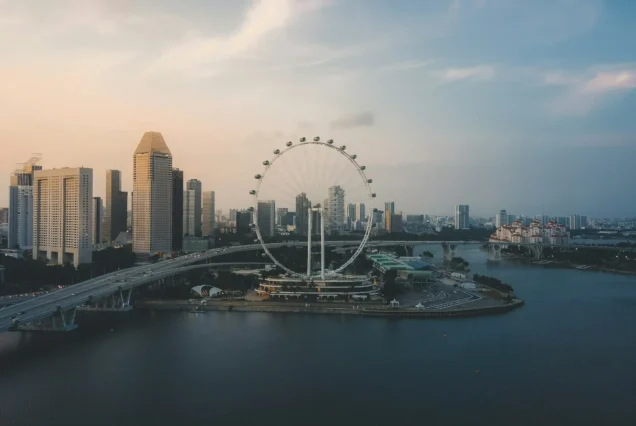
[441,243,456,261]
[529,244,543,260]
[18,308,78,332]
[487,245,502,261]
[78,288,133,312]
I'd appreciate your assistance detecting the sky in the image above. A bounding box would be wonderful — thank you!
[0,0,634,218]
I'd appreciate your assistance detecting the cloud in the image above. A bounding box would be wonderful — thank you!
[440,65,495,82]
[330,112,374,129]
[150,0,333,78]
[545,66,636,116]
[379,60,433,73]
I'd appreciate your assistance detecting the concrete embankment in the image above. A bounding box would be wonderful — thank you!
[135,299,524,318]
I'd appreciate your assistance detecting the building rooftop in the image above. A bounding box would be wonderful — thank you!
[135,131,171,155]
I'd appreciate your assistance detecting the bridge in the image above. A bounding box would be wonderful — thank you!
[0,240,630,332]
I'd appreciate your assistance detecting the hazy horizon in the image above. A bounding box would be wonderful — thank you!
[1,0,634,217]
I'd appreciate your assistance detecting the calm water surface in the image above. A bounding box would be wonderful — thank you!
[1,246,635,426]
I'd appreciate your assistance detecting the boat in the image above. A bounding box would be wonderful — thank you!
[188,306,205,314]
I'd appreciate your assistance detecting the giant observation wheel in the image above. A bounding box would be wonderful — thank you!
[250,137,375,278]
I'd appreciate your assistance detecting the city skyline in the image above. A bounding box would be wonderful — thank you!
[1,1,635,217]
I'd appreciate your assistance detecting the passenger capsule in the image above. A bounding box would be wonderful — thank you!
[351,154,357,159]
[367,179,373,184]
[249,190,256,195]
[273,149,280,154]
[327,139,334,144]
[262,160,270,166]
[339,145,346,151]
[254,174,262,179]
[360,166,366,170]
[300,137,306,142]
[286,141,293,147]
[249,223,256,228]
[313,136,320,141]
[248,207,254,211]
[372,193,377,198]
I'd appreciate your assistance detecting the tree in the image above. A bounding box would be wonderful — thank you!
[382,269,398,301]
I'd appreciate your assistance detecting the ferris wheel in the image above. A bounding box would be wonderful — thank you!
[250,137,375,278]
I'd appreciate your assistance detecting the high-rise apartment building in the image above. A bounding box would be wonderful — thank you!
[183,190,196,236]
[569,214,582,230]
[257,200,276,237]
[455,204,469,229]
[384,202,395,231]
[132,132,172,255]
[496,209,508,228]
[295,192,311,235]
[103,170,128,242]
[326,185,345,234]
[8,186,33,249]
[186,179,202,237]
[171,169,184,251]
[33,168,93,266]
[202,191,215,236]
[92,197,103,245]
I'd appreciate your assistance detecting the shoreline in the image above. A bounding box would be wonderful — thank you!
[500,255,636,276]
[135,299,525,319]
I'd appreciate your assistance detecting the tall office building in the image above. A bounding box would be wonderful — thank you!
[373,210,384,229]
[276,208,289,227]
[390,212,403,233]
[171,169,184,251]
[455,204,469,229]
[257,200,276,237]
[132,131,172,255]
[581,216,588,228]
[496,209,508,228]
[8,159,40,249]
[103,170,128,242]
[92,197,103,245]
[183,189,196,236]
[8,186,33,249]
[202,191,215,236]
[236,210,252,234]
[326,185,345,234]
[186,179,202,237]
[384,202,395,231]
[33,168,93,266]
[295,192,311,235]
[0,208,8,224]
[355,203,366,222]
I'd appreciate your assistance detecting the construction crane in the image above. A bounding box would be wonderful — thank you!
[12,153,43,175]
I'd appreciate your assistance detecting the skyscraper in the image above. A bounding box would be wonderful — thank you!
[295,192,311,235]
[496,209,508,228]
[455,204,469,229]
[276,207,289,227]
[183,189,196,236]
[33,168,93,266]
[384,202,395,231]
[257,200,276,237]
[8,186,33,249]
[103,170,128,242]
[186,179,202,237]
[92,197,103,245]
[8,159,40,249]
[171,169,184,251]
[355,203,366,222]
[0,208,8,224]
[236,210,252,234]
[390,212,403,233]
[132,131,172,255]
[326,185,345,234]
[202,191,216,236]
[569,214,582,230]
